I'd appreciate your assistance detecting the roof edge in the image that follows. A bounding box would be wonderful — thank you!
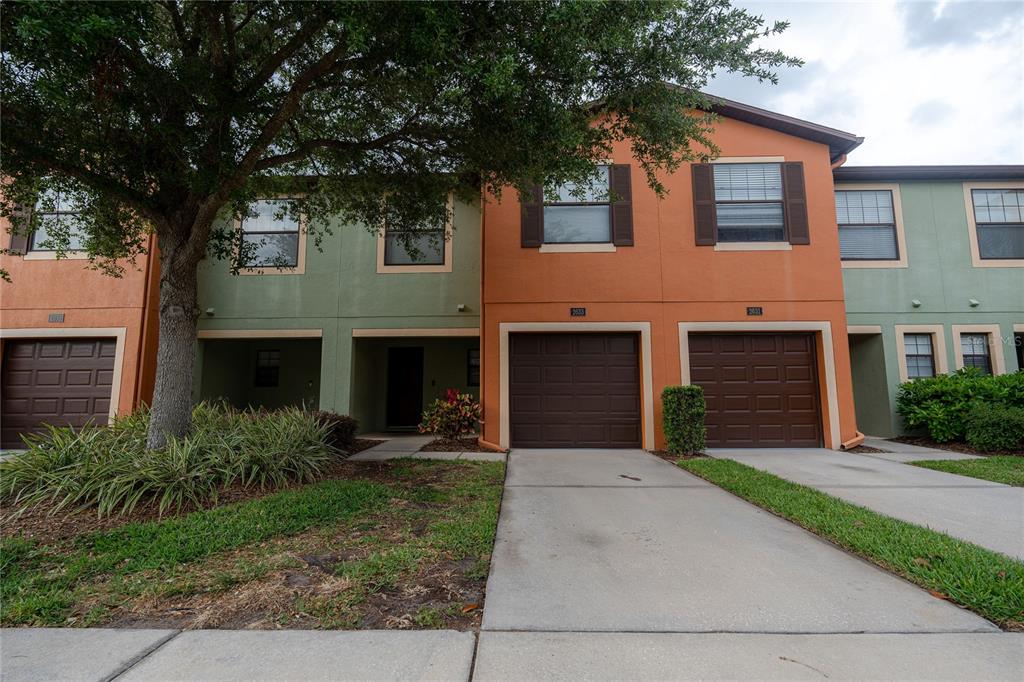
[833,165,1024,181]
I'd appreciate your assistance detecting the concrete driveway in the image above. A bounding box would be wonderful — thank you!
[482,448,996,633]
[710,448,1024,560]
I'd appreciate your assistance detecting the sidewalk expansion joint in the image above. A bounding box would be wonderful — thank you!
[477,627,1005,635]
[105,630,181,682]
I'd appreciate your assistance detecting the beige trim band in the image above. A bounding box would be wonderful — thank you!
[538,243,617,253]
[847,325,883,335]
[962,181,1024,268]
[714,242,792,252]
[197,329,323,339]
[498,321,655,450]
[951,324,1007,375]
[835,183,909,269]
[894,324,949,382]
[677,321,842,450]
[711,156,786,164]
[0,327,128,423]
[352,327,479,338]
[23,251,89,261]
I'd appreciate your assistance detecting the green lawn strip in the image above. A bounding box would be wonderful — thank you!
[0,478,393,625]
[909,457,1024,487]
[677,458,1024,628]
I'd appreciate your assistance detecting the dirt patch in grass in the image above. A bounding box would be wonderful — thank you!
[420,437,491,453]
[649,450,707,463]
[845,444,890,454]
[891,436,1021,457]
[346,438,386,456]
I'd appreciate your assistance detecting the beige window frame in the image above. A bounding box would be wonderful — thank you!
[951,324,1006,375]
[895,325,948,382]
[236,198,307,276]
[834,182,908,268]
[962,181,1024,268]
[376,193,454,274]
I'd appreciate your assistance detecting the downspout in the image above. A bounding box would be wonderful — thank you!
[830,153,848,170]
[840,431,866,450]
[476,184,493,451]
[133,231,159,409]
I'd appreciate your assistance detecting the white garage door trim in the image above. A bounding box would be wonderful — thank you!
[677,321,841,449]
[0,327,127,422]
[499,322,654,450]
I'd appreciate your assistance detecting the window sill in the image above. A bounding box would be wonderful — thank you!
[713,242,792,252]
[238,265,305,276]
[376,262,452,274]
[842,259,908,269]
[23,251,89,261]
[538,243,617,253]
[972,258,1024,268]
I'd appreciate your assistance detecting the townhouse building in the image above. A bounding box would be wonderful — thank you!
[836,166,1024,437]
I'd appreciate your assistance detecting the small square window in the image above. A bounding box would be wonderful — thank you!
[542,166,612,244]
[960,333,992,375]
[254,349,281,388]
[467,348,480,387]
[971,189,1024,260]
[240,200,300,268]
[904,333,936,379]
[836,190,899,260]
[30,189,87,251]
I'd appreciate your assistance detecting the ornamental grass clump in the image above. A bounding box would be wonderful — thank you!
[0,403,334,516]
[419,389,481,442]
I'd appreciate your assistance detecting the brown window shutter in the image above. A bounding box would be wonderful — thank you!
[7,204,31,254]
[520,185,543,248]
[609,164,634,246]
[783,162,810,245]
[691,163,717,245]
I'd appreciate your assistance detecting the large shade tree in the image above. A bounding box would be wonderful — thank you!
[1,0,798,448]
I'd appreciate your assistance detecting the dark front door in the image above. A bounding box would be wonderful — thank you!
[509,332,642,448]
[1,338,116,448]
[689,333,823,448]
[386,346,424,429]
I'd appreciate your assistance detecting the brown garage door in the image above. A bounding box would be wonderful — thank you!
[1,338,116,448]
[510,333,641,448]
[689,333,822,448]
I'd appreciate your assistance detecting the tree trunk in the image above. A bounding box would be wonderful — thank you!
[146,239,201,450]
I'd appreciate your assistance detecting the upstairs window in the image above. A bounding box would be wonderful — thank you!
[240,200,300,268]
[713,163,785,242]
[836,190,899,260]
[30,189,87,251]
[904,333,936,379]
[543,166,612,243]
[384,220,445,266]
[960,333,992,375]
[971,189,1024,260]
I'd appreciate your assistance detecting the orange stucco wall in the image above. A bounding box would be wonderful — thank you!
[480,116,858,449]
[0,231,159,415]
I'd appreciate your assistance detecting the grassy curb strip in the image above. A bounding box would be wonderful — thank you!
[677,458,1024,629]
[910,457,1024,487]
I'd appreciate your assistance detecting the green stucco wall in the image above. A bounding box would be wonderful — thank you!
[842,180,1024,436]
[196,339,321,410]
[193,200,481,426]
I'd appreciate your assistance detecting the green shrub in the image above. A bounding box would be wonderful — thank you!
[0,403,334,516]
[661,385,706,454]
[311,411,358,450]
[964,403,1024,453]
[419,389,481,441]
[896,370,1024,442]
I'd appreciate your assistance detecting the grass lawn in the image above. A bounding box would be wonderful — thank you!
[1,459,504,630]
[910,457,1024,487]
[677,458,1024,630]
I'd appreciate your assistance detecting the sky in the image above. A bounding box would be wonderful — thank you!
[705,0,1024,165]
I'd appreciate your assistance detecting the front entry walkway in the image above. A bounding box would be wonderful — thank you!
[709,448,1024,560]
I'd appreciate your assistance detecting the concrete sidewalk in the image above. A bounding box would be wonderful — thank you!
[349,434,505,462]
[482,448,995,633]
[709,448,1024,560]
[859,436,982,463]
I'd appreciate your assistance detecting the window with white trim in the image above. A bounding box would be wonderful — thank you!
[30,189,87,251]
[836,190,898,260]
[970,189,1024,260]
[240,200,300,268]
[713,163,785,242]
[543,165,612,243]
[960,333,992,375]
[904,333,936,379]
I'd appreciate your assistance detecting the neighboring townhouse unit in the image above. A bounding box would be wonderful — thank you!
[192,197,480,433]
[836,165,1024,437]
[0,215,159,448]
[479,98,865,450]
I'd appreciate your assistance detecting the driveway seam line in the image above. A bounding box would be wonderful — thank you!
[810,484,1006,489]
[478,627,1002,635]
[468,631,480,682]
[104,629,181,681]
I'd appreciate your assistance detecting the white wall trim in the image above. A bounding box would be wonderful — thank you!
[0,327,128,423]
[713,242,792,252]
[711,156,786,164]
[197,328,323,339]
[677,321,841,449]
[951,323,1007,375]
[847,325,882,335]
[894,324,949,382]
[498,322,655,450]
[352,327,479,338]
[835,182,909,269]
[538,243,617,254]
[23,250,89,261]
[962,181,1024,268]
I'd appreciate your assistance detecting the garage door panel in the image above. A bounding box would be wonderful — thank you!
[689,333,822,448]
[510,332,641,448]
[1,338,117,448]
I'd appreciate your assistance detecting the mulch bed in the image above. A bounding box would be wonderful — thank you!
[845,444,890,454]
[649,449,707,463]
[420,437,493,453]
[891,436,1020,457]
[345,438,385,455]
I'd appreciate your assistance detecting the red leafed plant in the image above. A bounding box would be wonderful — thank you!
[419,389,481,441]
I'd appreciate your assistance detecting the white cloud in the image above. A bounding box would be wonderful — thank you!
[705,1,1024,164]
